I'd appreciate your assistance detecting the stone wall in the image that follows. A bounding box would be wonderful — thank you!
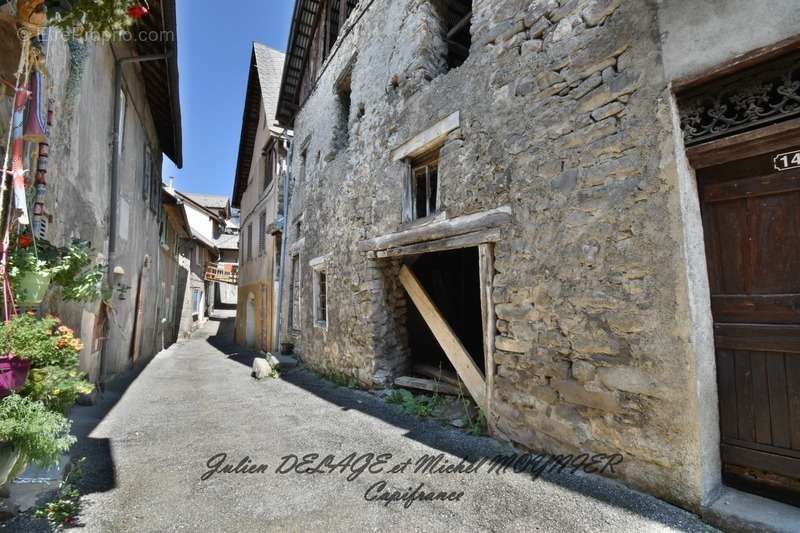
[275,0,762,509]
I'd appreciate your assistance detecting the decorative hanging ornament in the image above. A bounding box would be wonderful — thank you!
[127,4,149,20]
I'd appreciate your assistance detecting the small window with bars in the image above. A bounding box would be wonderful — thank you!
[258,211,267,255]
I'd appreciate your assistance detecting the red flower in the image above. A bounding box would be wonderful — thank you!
[127,5,149,19]
[18,234,32,248]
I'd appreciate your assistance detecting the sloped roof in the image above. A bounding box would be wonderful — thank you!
[215,233,240,251]
[184,193,229,210]
[232,44,286,208]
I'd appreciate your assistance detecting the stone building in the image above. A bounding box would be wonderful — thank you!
[0,1,182,383]
[274,0,800,516]
[232,44,292,351]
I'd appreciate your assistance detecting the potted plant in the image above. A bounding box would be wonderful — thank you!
[8,239,106,306]
[0,314,91,402]
[0,394,75,486]
[45,0,148,38]
[0,353,32,397]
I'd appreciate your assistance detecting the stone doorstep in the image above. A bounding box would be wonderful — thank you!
[701,486,800,533]
[4,454,70,513]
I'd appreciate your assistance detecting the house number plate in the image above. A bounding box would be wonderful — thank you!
[774,149,800,171]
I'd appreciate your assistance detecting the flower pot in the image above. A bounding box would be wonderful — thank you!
[0,443,21,487]
[15,270,51,306]
[0,354,32,397]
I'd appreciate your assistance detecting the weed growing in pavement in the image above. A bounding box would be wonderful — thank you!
[387,389,441,419]
[35,457,85,527]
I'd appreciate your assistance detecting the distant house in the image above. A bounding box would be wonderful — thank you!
[231,43,292,351]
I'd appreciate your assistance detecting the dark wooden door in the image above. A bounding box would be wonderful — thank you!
[698,147,800,506]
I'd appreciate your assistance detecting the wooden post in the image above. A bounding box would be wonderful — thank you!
[478,244,496,435]
[398,265,486,408]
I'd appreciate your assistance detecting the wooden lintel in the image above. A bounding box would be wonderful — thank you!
[478,243,496,436]
[376,227,502,258]
[398,265,486,408]
[358,205,512,253]
[685,118,800,169]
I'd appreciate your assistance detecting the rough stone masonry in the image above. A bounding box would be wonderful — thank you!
[275,0,794,511]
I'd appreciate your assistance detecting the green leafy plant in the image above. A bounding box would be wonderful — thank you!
[35,457,85,527]
[387,389,441,419]
[9,240,105,303]
[0,314,83,369]
[0,395,75,467]
[325,369,359,389]
[21,366,94,413]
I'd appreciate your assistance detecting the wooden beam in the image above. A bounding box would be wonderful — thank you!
[478,243,497,436]
[376,227,502,258]
[447,11,472,39]
[412,363,462,388]
[358,205,512,253]
[398,265,486,407]
[394,376,461,396]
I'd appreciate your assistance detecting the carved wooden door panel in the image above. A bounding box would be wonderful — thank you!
[698,147,800,506]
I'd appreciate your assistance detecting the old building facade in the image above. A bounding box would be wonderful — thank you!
[232,44,291,351]
[274,0,800,513]
[0,1,182,383]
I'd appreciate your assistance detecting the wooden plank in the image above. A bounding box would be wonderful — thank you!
[358,205,512,253]
[766,352,792,449]
[711,294,800,324]
[376,228,502,258]
[394,376,461,396]
[478,243,496,436]
[721,443,800,479]
[735,350,756,443]
[787,354,800,450]
[702,173,800,203]
[686,118,800,169]
[398,265,486,408]
[750,351,773,445]
[717,349,739,440]
[412,364,462,388]
[714,324,800,354]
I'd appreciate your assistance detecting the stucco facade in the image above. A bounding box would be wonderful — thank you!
[274,0,800,512]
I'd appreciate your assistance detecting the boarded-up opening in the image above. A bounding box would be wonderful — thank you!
[405,247,485,377]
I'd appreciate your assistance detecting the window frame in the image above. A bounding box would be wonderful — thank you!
[289,253,301,332]
[258,211,267,256]
[309,254,330,330]
[408,148,440,222]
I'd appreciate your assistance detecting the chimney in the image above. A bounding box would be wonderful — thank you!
[167,176,175,193]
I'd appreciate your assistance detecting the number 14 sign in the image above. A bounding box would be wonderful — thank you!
[774,149,800,171]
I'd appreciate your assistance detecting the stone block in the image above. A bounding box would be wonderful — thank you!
[577,71,640,113]
[553,379,621,412]
[496,335,530,354]
[522,38,543,55]
[590,101,625,121]
[581,0,624,27]
[597,366,667,399]
[495,303,536,321]
[570,73,602,99]
[527,18,551,40]
[252,358,273,380]
[572,359,596,382]
[558,117,617,149]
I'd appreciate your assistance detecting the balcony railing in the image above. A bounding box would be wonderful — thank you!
[204,262,239,285]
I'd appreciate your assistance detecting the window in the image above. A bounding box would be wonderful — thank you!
[310,255,329,329]
[274,232,282,277]
[246,222,253,261]
[299,148,308,183]
[143,144,151,201]
[440,0,472,70]
[336,73,352,148]
[258,211,267,256]
[195,245,201,265]
[149,159,160,214]
[263,144,275,191]
[409,148,440,220]
[314,269,327,327]
[191,288,202,315]
[324,0,358,59]
[289,254,301,331]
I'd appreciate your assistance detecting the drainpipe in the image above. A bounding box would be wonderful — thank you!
[100,51,172,384]
[274,133,293,353]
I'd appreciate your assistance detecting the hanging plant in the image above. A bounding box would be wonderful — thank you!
[45,0,148,38]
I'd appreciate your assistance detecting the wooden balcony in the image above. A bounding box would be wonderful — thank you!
[204,262,239,285]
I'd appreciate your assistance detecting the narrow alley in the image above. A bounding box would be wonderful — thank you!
[7,312,714,532]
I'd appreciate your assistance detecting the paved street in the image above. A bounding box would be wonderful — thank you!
[7,312,717,532]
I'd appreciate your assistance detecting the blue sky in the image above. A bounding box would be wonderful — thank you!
[162,0,294,198]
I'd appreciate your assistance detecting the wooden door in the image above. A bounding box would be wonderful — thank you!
[698,147,800,506]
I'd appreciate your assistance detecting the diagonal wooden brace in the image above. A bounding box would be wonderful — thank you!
[398,265,486,408]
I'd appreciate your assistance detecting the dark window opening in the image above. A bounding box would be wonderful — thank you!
[441,0,472,70]
[325,0,358,58]
[289,255,301,331]
[405,247,485,377]
[263,145,275,191]
[337,74,352,147]
[315,270,328,326]
[410,149,439,220]
[258,211,267,256]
